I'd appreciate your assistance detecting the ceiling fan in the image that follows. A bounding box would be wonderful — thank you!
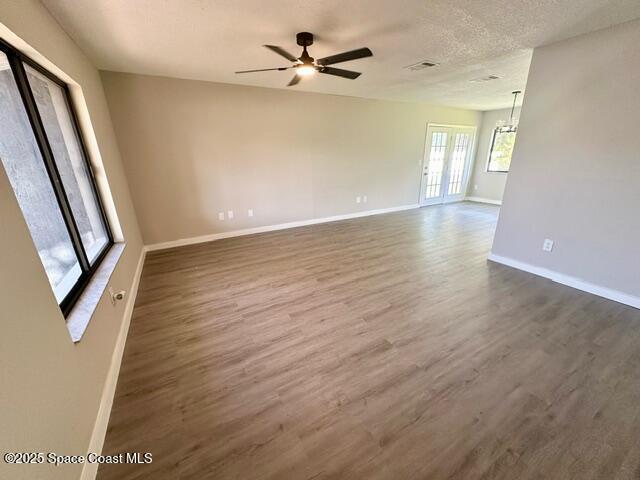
[235,32,373,86]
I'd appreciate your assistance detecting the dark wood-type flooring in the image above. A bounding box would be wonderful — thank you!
[99,202,640,480]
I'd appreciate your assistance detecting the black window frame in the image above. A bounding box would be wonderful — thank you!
[0,38,113,317]
[486,126,517,174]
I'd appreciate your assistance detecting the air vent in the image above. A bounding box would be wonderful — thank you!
[470,75,501,83]
[404,61,440,71]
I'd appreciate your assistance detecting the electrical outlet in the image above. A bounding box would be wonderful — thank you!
[108,287,126,305]
[363,195,368,203]
[248,209,254,217]
[218,212,225,220]
[474,184,478,191]
[356,196,361,204]
[543,239,554,252]
[227,210,234,219]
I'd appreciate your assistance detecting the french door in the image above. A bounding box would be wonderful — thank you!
[419,125,476,206]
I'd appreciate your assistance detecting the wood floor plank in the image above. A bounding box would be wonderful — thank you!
[99,202,640,479]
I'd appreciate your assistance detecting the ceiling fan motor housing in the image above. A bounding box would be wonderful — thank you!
[296,32,314,47]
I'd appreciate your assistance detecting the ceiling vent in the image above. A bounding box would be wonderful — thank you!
[470,75,501,83]
[404,61,440,71]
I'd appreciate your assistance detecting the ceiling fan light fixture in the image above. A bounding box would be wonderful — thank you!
[237,33,373,86]
[296,65,316,76]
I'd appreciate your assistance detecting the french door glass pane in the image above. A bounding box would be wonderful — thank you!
[425,131,447,199]
[447,133,470,195]
[0,52,81,301]
[25,65,109,264]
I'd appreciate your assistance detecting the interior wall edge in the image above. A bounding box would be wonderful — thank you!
[488,253,640,310]
[79,247,147,480]
[464,196,503,206]
[491,18,640,302]
[146,203,421,252]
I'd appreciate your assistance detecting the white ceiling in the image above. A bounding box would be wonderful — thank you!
[42,0,640,110]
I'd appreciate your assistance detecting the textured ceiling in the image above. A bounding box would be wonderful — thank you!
[41,0,640,110]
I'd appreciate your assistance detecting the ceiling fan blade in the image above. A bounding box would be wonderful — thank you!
[319,67,361,79]
[317,47,372,66]
[287,74,301,87]
[235,67,291,74]
[263,45,299,62]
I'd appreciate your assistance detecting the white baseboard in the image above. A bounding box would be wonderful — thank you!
[488,253,640,310]
[146,204,421,252]
[465,196,502,206]
[80,247,147,480]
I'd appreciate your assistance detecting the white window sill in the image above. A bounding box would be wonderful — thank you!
[66,243,126,343]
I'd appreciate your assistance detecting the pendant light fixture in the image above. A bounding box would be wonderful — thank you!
[496,90,521,133]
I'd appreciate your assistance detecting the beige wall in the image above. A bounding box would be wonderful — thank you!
[467,107,521,203]
[101,72,482,245]
[492,19,640,298]
[0,2,143,479]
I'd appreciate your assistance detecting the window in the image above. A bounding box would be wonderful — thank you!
[487,126,517,173]
[0,40,111,316]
